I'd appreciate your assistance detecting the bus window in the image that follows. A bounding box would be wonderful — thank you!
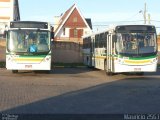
[37,37,49,52]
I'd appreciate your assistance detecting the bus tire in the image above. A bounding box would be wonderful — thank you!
[107,71,114,76]
[87,57,91,68]
[104,60,113,76]
[104,60,107,71]
[12,70,18,73]
[136,72,144,76]
[87,57,89,66]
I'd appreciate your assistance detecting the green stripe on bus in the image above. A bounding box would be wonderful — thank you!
[18,55,50,58]
[118,55,157,60]
[6,53,51,57]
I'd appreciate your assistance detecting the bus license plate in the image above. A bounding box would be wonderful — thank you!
[134,68,141,71]
[25,65,32,68]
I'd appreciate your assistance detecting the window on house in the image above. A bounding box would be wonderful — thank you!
[63,28,65,35]
[74,28,78,37]
[73,17,78,23]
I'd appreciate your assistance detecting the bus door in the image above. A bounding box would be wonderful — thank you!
[91,36,95,67]
[106,33,114,75]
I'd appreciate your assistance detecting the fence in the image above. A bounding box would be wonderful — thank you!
[52,41,83,63]
[0,39,83,63]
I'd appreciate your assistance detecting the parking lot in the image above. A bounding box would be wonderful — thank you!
[0,67,160,114]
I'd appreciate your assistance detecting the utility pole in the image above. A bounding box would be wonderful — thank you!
[144,2,147,24]
[148,13,151,24]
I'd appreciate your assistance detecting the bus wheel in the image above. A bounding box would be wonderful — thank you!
[107,72,114,76]
[87,57,91,68]
[87,57,89,67]
[104,61,113,76]
[104,60,107,72]
[12,70,18,73]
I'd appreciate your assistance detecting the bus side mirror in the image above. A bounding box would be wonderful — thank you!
[51,32,54,40]
[51,26,54,43]
[4,25,8,38]
[3,31,7,38]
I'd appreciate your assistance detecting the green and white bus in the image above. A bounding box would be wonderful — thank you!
[6,21,54,73]
[83,25,158,75]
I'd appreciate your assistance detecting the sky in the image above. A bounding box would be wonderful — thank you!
[19,0,160,33]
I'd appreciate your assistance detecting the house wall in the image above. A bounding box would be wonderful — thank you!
[54,16,61,31]
[0,0,13,35]
[0,0,13,21]
[56,27,92,39]
[64,8,86,28]
[56,27,70,38]
[0,0,20,37]
[52,41,83,63]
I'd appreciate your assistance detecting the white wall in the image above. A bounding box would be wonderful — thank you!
[0,0,14,21]
[56,27,92,38]
[0,0,18,36]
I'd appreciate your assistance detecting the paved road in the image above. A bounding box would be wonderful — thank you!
[0,68,160,114]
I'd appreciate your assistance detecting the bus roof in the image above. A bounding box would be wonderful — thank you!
[83,24,156,38]
[10,21,50,29]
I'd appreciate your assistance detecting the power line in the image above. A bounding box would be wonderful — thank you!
[50,20,160,28]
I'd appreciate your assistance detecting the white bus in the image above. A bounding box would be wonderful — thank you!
[6,21,54,73]
[83,25,158,75]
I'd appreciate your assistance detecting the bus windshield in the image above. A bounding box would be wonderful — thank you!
[7,30,50,53]
[116,32,157,57]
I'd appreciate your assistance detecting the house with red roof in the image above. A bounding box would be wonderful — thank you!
[54,4,92,44]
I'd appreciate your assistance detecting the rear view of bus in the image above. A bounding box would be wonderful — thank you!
[6,21,53,73]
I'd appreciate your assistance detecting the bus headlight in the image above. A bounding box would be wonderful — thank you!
[7,56,12,61]
[118,59,124,64]
[46,57,50,61]
[43,57,51,62]
[152,58,157,63]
